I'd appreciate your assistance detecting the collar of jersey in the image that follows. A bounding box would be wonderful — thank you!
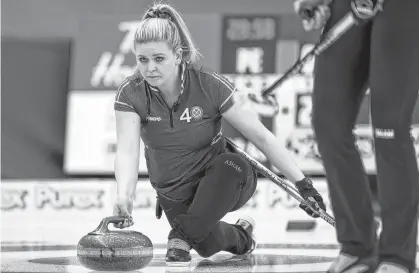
[148,84,159,92]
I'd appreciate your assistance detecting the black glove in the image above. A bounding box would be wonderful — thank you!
[295,177,326,218]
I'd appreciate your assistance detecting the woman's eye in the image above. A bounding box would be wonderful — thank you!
[138,57,147,63]
[156,57,164,62]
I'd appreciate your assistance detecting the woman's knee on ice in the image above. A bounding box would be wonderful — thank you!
[194,242,218,258]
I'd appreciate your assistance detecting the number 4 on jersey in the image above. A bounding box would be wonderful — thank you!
[180,108,191,123]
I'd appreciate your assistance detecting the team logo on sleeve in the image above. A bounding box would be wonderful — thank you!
[191,106,204,121]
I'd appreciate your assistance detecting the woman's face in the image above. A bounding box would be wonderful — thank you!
[134,41,181,89]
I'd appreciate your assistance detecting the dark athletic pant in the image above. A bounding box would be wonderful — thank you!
[157,152,257,258]
[312,0,419,271]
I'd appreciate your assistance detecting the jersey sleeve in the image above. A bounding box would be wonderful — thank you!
[114,79,136,113]
[209,72,238,114]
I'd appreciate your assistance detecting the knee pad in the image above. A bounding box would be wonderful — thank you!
[211,153,249,182]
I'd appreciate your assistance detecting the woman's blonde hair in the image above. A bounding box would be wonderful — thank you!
[134,3,201,64]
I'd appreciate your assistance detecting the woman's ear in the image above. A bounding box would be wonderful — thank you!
[175,48,183,64]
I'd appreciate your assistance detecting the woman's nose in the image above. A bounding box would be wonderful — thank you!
[147,62,157,72]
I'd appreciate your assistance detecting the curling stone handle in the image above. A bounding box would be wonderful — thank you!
[88,216,127,235]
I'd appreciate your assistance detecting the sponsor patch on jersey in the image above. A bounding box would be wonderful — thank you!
[146,116,162,122]
[191,106,203,120]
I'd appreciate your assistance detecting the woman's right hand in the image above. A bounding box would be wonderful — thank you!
[113,196,134,228]
[294,0,332,31]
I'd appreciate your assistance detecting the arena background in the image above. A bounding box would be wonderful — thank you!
[2,0,419,247]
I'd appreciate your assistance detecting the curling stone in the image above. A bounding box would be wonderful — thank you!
[77,216,153,271]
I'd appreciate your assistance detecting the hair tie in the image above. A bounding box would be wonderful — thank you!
[145,8,172,21]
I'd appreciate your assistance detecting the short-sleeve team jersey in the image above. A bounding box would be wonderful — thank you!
[114,63,237,200]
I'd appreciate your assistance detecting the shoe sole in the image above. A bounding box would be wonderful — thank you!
[250,237,258,254]
[236,215,257,255]
[327,254,378,273]
[165,261,192,267]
